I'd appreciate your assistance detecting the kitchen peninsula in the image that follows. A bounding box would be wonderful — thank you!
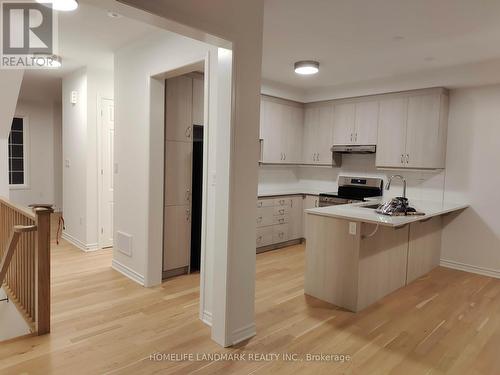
[304,199,468,312]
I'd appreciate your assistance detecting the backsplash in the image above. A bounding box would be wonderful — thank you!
[259,154,446,202]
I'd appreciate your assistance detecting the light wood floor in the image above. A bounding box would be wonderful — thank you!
[1,220,499,374]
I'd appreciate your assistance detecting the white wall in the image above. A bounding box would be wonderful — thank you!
[441,85,500,277]
[259,154,446,202]
[10,100,62,211]
[113,30,217,287]
[62,67,113,250]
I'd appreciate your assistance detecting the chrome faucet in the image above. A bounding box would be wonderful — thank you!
[386,175,407,199]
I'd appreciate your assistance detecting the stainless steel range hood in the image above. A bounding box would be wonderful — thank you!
[331,145,377,154]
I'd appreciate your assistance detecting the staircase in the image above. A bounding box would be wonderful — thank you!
[0,198,53,340]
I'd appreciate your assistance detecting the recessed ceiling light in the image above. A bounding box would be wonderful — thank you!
[294,61,319,75]
[36,0,79,12]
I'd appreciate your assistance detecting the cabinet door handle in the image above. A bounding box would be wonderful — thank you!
[355,133,358,142]
[257,201,263,208]
[185,189,191,201]
[257,216,262,224]
[186,209,191,221]
[401,154,404,164]
[185,126,192,139]
[406,154,409,164]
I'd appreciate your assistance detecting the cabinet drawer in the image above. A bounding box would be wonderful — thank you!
[274,205,289,216]
[257,199,274,208]
[256,227,273,248]
[273,214,289,225]
[274,197,291,207]
[256,207,274,227]
[273,224,289,243]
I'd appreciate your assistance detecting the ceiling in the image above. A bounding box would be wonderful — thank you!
[263,0,500,91]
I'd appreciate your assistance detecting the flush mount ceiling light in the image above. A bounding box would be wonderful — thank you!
[294,60,319,75]
[36,0,79,12]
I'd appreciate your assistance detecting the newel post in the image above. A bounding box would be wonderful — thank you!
[33,206,53,335]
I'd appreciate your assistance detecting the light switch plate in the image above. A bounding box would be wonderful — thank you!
[349,222,357,235]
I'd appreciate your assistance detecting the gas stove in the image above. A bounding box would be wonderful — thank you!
[319,176,383,207]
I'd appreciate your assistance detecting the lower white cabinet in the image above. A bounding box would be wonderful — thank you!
[163,205,191,271]
[256,195,303,250]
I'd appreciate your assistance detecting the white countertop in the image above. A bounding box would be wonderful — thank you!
[305,199,469,227]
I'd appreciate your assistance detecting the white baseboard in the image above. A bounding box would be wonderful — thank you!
[61,232,99,252]
[111,259,145,286]
[231,323,256,345]
[201,310,212,326]
[440,259,500,279]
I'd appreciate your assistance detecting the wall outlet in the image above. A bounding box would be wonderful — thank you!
[349,222,357,235]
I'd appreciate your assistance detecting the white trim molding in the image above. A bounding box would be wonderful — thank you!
[231,323,256,346]
[111,259,145,286]
[440,259,500,279]
[61,231,99,252]
[201,310,212,326]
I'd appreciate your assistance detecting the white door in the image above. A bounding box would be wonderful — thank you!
[100,98,114,248]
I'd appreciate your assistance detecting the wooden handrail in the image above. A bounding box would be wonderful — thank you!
[0,225,37,286]
[0,198,53,336]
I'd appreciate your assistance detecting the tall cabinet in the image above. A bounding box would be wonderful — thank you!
[163,74,204,278]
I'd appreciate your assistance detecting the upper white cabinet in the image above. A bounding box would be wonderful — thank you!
[376,97,408,168]
[332,103,355,145]
[354,101,379,145]
[192,76,204,126]
[376,90,448,169]
[165,75,193,142]
[260,96,304,164]
[303,104,334,164]
[333,101,378,145]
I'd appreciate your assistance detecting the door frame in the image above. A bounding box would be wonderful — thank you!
[148,55,212,325]
[97,95,114,249]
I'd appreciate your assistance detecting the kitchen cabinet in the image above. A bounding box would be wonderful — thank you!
[164,141,192,206]
[333,101,378,145]
[376,97,408,168]
[332,103,355,145]
[354,101,379,145]
[302,105,333,164]
[163,205,191,272]
[165,75,193,142]
[260,96,304,164]
[405,94,448,169]
[192,76,204,126]
[376,90,448,169]
[302,195,319,240]
[256,195,304,251]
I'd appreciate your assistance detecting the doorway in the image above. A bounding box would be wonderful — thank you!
[99,98,115,249]
[162,72,205,280]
